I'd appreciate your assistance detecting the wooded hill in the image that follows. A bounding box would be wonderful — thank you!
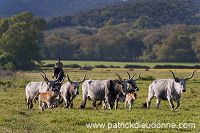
[1,0,200,71]
[0,0,156,18]
[46,0,200,29]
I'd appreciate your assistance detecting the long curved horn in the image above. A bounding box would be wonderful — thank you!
[134,73,141,81]
[169,70,176,79]
[79,74,86,83]
[40,70,49,81]
[126,71,131,79]
[126,71,136,79]
[66,73,73,83]
[185,70,197,80]
[115,73,122,81]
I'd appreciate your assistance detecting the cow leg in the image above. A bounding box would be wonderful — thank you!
[146,96,154,109]
[129,102,133,110]
[125,101,127,109]
[62,96,68,108]
[80,94,87,109]
[115,99,119,110]
[92,101,98,110]
[102,100,108,110]
[70,102,73,108]
[39,101,44,111]
[168,99,175,110]
[46,100,51,109]
[27,97,33,109]
[42,103,46,111]
[156,99,161,109]
[174,99,180,110]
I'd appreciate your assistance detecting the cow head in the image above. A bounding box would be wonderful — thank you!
[115,73,128,95]
[169,70,196,92]
[40,70,65,91]
[67,73,86,95]
[126,71,140,92]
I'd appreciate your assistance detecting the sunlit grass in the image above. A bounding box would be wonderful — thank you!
[0,68,199,132]
[40,60,200,68]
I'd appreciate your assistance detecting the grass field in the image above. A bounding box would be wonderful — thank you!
[41,60,200,68]
[0,67,200,133]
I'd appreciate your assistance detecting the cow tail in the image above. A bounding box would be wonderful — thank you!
[33,93,40,103]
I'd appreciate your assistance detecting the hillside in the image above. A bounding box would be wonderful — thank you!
[0,0,159,18]
[46,0,200,29]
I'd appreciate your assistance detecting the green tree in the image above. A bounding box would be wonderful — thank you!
[0,12,46,70]
[133,15,159,30]
[155,34,195,62]
[191,33,200,61]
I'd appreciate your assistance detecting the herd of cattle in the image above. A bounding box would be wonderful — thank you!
[25,70,196,111]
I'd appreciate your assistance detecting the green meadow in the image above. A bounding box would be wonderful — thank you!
[41,60,200,68]
[0,64,199,132]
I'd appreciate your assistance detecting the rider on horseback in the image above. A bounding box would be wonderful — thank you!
[52,58,64,79]
[55,58,63,71]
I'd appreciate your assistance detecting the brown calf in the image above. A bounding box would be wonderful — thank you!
[125,93,137,110]
[34,89,59,111]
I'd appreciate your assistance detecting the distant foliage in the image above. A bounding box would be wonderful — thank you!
[66,64,81,68]
[94,65,107,68]
[46,0,200,29]
[153,65,200,69]
[80,66,93,70]
[124,65,150,69]
[140,75,155,81]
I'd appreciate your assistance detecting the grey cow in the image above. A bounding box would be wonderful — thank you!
[80,74,128,110]
[25,71,64,109]
[60,74,86,108]
[146,70,196,110]
[115,72,140,110]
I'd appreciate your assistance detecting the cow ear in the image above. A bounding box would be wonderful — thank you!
[175,78,180,82]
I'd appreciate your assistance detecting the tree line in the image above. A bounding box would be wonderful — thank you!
[42,23,200,62]
[46,0,200,29]
[1,0,200,71]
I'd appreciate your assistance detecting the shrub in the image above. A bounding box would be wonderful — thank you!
[94,65,107,68]
[80,66,93,70]
[140,75,155,81]
[109,65,120,68]
[124,64,150,69]
[67,64,81,68]
[153,65,200,69]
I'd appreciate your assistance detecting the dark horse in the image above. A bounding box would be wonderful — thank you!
[53,67,66,82]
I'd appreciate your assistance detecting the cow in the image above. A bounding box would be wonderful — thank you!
[80,74,129,110]
[34,88,59,111]
[145,70,196,110]
[25,71,65,109]
[125,93,137,110]
[114,72,140,110]
[60,74,86,108]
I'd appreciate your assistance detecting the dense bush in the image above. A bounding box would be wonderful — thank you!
[124,65,150,69]
[153,65,200,69]
[66,64,81,68]
[140,75,155,81]
[94,65,107,68]
[80,66,93,70]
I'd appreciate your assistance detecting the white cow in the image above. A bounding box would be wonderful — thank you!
[60,74,86,108]
[25,71,64,109]
[146,70,196,110]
